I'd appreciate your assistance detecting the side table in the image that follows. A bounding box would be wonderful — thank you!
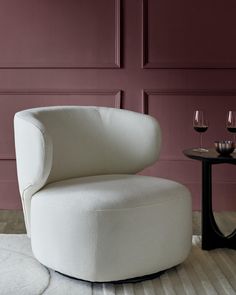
[183,148,236,250]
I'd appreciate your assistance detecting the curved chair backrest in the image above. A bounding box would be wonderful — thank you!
[14,106,161,234]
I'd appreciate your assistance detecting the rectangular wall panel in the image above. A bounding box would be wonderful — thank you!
[143,90,236,159]
[142,90,236,210]
[0,0,120,68]
[142,0,236,68]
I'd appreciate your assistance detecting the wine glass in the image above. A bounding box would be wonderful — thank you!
[193,110,209,152]
[226,110,236,152]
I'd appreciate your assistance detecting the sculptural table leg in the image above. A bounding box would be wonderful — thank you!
[202,161,236,250]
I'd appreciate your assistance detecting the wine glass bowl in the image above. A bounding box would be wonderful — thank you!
[193,126,208,133]
[193,110,209,152]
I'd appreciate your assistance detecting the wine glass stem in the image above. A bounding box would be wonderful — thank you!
[200,133,203,150]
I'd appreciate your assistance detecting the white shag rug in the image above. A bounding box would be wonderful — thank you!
[0,235,235,295]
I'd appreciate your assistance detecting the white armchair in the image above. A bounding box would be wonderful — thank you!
[14,106,192,282]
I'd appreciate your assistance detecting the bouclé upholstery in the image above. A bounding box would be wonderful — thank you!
[14,106,192,282]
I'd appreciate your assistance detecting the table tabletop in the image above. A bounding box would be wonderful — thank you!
[183,148,236,164]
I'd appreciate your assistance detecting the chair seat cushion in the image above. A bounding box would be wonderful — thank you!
[32,174,189,211]
[31,174,192,282]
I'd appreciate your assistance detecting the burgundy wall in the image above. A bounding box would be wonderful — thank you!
[0,0,236,210]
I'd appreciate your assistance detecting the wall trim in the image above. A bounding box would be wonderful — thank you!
[0,89,122,105]
[141,0,148,69]
[115,0,121,68]
[0,0,121,69]
[142,89,236,114]
[141,0,236,69]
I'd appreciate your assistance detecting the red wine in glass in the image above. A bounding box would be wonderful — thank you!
[226,110,236,152]
[193,110,209,152]
[194,126,208,133]
[227,127,236,133]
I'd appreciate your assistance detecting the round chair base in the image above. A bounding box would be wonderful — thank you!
[57,268,170,284]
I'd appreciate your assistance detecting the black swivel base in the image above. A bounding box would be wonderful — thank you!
[57,268,169,284]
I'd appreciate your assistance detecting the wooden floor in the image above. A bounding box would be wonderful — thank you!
[0,210,235,235]
[0,210,26,234]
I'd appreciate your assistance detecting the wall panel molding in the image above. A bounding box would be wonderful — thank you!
[142,88,236,163]
[0,89,122,160]
[141,0,236,69]
[114,0,121,68]
[141,0,148,68]
[0,89,122,108]
[0,0,121,69]
[142,89,236,114]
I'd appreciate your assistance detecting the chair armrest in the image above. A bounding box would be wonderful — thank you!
[14,113,53,235]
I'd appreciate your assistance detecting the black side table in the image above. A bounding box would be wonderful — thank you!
[183,148,236,250]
